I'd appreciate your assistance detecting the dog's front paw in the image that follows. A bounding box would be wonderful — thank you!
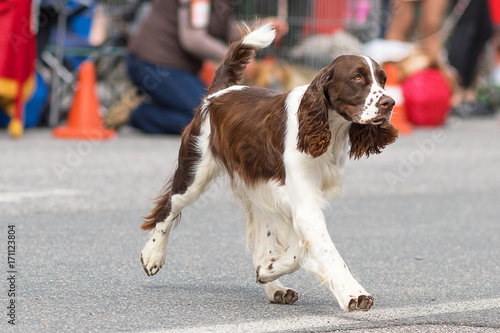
[272,289,299,305]
[347,294,374,312]
[140,235,167,276]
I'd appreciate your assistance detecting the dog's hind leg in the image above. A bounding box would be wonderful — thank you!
[141,121,218,276]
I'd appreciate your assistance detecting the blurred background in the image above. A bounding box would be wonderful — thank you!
[1,0,499,138]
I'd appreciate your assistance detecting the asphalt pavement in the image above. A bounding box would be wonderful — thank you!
[1,116,499,332]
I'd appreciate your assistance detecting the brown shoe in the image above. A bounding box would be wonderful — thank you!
[104,87,143,129]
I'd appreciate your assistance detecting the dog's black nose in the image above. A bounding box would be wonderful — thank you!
[379,96,395,112]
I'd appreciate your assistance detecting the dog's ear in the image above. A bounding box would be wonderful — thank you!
[297,66,334,158]
[348,123,399,159]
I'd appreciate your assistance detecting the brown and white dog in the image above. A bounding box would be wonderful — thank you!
[139,24,398,312]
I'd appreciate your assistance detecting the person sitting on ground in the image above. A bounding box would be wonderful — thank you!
[107,0,287,134]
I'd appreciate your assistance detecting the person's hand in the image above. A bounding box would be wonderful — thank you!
[259,17,289,42]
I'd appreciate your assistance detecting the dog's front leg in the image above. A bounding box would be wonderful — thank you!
[294,201,373,311]
[286,167,373,312]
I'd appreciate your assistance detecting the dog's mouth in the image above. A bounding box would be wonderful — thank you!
[370,119,385,126]
[359,116,391,127]
[336,106,392,127]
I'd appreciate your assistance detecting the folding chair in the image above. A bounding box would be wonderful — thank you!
[39,0,144,127]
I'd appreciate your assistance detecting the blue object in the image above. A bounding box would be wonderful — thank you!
[48,1,97,69]
[68,0,95,38]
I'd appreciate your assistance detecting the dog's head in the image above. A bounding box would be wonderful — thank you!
[297,55,399,159]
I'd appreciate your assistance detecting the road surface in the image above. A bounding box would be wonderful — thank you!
[1,117,499,332]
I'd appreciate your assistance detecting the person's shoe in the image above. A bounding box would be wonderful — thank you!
[452,100,494,118]
[104,88,143,129]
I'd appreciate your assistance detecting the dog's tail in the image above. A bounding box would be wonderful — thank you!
[208,23,276,95]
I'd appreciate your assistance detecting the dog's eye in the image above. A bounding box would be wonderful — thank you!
[354,74,363,82]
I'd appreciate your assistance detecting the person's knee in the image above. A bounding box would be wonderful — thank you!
[419,0,447,37]
[419,16,442,37]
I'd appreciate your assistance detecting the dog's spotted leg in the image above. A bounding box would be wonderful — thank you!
[256,245,300,305]
[285,156,373,312]
[241,201,299,305]
[141,220,173,276]
[292,203,373,311]
[293,211,374,311]
[324,263,373,312]
[255,224,302,284]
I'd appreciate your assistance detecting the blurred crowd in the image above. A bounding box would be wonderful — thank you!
[1,0,499,137]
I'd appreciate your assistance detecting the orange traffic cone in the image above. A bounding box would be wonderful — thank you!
[384,63,413,135]
[53,61,115,140]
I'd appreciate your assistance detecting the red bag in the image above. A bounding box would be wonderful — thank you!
[488,0,500,25]
[401,69,452,126]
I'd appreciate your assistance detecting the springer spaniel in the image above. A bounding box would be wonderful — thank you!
[140,24,398,312]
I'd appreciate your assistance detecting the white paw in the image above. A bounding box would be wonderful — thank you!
[330,281,374,312]
[338,290,374,312]
[271,289,299,305]
[343,294,373,312]
[140,229,168,276]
